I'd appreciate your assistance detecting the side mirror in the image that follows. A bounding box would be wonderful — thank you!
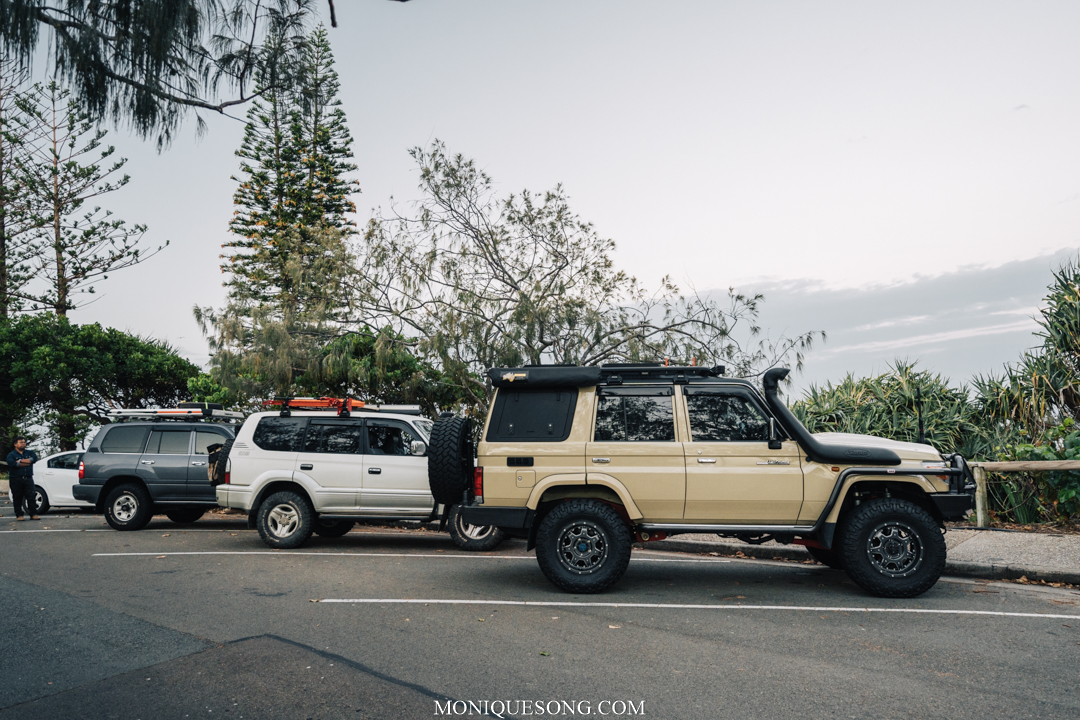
[768,418,783,450]
[411,440,428,457]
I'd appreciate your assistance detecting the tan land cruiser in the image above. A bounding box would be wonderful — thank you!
[427,364,975,597]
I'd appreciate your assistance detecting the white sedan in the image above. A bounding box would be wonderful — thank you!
[7,451,89,514]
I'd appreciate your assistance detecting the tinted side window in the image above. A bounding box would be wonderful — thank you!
[594,395,675,442]
[100,426,151,453]
[48,454,80,469]
[194,431,229,455]
[686,394,769,442]
[304,423,363,454]
[486,387,577,442]
[367,422,419,456]
[146,430,192,454]
[252,417,307,452]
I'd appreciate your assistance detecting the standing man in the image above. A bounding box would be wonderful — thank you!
[7,437,39,521]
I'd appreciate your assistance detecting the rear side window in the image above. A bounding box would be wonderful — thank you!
[48,453,82,470]
[594,388,675,442]
[100,426,151,453]
[146,430,192,454]
[194,431,229,455]
[252,417,307,452]
[486,387,577,442]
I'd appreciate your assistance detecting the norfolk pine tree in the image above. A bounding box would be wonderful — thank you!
[17,81,164,316]
[0,56,38,318]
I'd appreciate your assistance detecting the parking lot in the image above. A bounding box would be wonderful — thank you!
[2,505,1079,720]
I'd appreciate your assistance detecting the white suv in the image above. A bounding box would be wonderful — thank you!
[216,406,502,550]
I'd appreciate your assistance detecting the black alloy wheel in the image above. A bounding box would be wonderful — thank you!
[837,497,946,598]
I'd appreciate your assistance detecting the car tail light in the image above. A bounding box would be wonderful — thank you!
[223,471,230,485]
[472,466,484,504]
[78,461,85,481]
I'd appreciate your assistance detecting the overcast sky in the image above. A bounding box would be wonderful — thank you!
[39,1,1080,396]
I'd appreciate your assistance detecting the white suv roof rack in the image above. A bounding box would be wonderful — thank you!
[107,406,245,421]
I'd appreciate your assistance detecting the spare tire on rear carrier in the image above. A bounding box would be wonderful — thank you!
[427,416,474,506]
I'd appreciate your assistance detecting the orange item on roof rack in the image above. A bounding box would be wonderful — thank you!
[263,396,363,417]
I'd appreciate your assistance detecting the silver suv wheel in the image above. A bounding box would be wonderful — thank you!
[112,493,138,522]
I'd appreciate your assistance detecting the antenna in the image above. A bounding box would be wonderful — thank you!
[916,387,926,445]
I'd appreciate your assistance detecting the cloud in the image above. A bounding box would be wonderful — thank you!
[813,318,1039,358]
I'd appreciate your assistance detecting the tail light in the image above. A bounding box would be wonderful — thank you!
[472,466,484,504]
[78,461,85,481]
[223,471,230,485]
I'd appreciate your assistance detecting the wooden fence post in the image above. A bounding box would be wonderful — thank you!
[973,465,989,528]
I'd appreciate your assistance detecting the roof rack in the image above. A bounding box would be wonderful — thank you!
[107,405,245,422]
[264,397,422,417]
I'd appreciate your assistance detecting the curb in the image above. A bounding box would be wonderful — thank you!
[635,539,1080,586]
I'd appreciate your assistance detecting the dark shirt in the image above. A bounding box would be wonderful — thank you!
[6,449,38,478]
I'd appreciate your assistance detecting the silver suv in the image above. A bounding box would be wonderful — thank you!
[216,404,502,550]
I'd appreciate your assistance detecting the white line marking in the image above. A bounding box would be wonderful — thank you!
[90,551,731,564]
[314,598,1080,620]
[1,529,113,533]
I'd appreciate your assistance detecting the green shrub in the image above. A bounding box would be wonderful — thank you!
[1011,418,1080,521]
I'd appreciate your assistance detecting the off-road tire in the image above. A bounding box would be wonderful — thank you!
[447,505,506,551]
[210,439,233,486]
[313,518,356,538]
[104,483,154,531]
[165,507,205,524]
[33,486,50,515]
[805,546,843,569]
[837,497,946,598]
[535,499,633,594]
[427,416,474,505]
[257,491,314,549]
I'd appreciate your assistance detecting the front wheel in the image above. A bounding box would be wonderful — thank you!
[313,518,356,538]
[837,498,946,598]
[33,486,50,515]
[535,499,632,594]
[447,505,506,551]
[257,491,314,549]
[104,484,154,531]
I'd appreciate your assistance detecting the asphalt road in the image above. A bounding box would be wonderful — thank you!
[1,507,1078,720]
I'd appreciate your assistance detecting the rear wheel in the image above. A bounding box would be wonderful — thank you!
[165,507,205,524]
[535,499,632,594]
[447,505,506,551]
[313,518,356,538]
[104,483,154,531]
[257,491,314,549]
[837,498,946,598]
[33,486,50,515]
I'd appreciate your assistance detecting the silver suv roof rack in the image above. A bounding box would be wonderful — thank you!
[107,406,245,422]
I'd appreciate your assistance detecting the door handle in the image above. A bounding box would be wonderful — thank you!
[697,458,716,464]
[140,460,155,465]
[368,468,382,474]
[300,464,313,471]
[591,458,610,464]
[191,461,206,466]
